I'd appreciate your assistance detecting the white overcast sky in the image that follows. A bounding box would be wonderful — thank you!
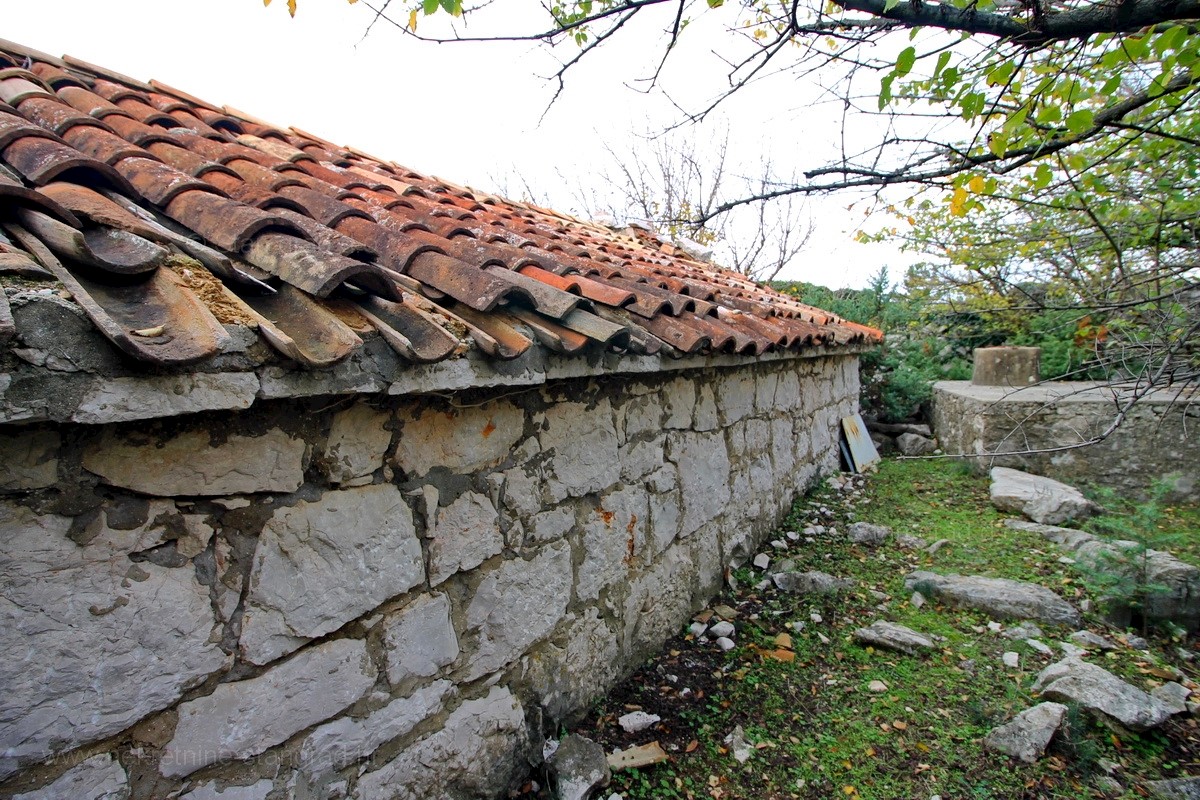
[5,0,929,289]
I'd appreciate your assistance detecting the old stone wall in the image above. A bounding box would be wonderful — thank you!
[0,353,858,800]
[933,381,1199,500]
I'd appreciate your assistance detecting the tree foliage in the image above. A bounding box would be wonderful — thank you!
[358,0,1200,208]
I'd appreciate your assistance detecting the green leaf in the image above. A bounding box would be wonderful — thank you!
[1065,109,1095,135]
[895,46,917,78]
[986,60,1016,87]
[1036,104,1061,124]
[422,0,439,14]
[960,91,985,120]
[933,51,952,80]
[883,0,900,11]
[1033,163,1053,188]
[988,133,1007,158]
[707,0,724,7]
[1100,74,1123,95]
[879,75,895,110]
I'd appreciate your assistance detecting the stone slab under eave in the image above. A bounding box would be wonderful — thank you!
[0,341,871,426]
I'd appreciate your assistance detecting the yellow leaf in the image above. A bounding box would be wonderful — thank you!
[287,0,297,15]
[843,786,858,796]
[408,8,419,29]
[348,0,358,3]
[753,28,767,39]
[949,186,968,217]
[263,0,272,6]
[968,175,985,194]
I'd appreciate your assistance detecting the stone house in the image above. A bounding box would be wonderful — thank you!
[0,38,877,800]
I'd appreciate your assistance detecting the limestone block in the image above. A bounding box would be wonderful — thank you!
[526,506,576,545]
[577,486,648,601]
[775,370,801,411]
[382,594,460,685]
[755,370,779,413]
[427,490,503,586]
[972,346,1041,387]
[748,453,774,495]
[179,780,274,800]
[897,432,938,456]
[391,400,524,478]
[715,371,756,424]
[693,385,719,431]
[299,680,454,779]
[82,428,306,497]
[0,427,59,490]
[325,403,391,483]
[687,518,724,598]
[501,466,543,518]
[662,376,695,428]
[240,485,424,665]
[645,464,677,494]
[990,467,1102,525]
[727,422,747,459]
[667,432,731,537]
[353,687,528,800]
[1032,658,1175,731]
[166,508,208,552]
[621,543,695,661]
[524,609,620,721]
[540,401,619,502]
[770,417,795,475]
[162,638,376,777]
[905,570,1081,627]
[648,489,682,554]
[852,620,934,655]
[12,754,129,800]
[464,540,572,680]
[809,407,835,456]
[983,702,1066,763]
[72,373,259,424]
[619,438,666,483]
[0,503,225,781]
[1147,777,1200,799]
[620,396,661,444]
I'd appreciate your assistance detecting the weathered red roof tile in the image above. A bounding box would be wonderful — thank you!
[0,39,880,373]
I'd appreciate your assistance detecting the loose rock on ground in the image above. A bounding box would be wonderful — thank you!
[852,620,935,655]
[905,571,1082,627]
[983,702,1068,763]
[989,467,1102,525]
[1032,658,1179,731]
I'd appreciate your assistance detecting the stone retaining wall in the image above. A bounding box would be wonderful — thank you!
[0,352,858,800]
[933,381,1199,500]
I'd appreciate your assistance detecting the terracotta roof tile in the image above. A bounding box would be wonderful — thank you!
[0,39,879,371]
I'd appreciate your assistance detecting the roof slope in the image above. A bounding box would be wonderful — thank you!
[0,38,880,374]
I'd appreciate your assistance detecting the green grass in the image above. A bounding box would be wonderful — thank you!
[571,458,1199,800]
